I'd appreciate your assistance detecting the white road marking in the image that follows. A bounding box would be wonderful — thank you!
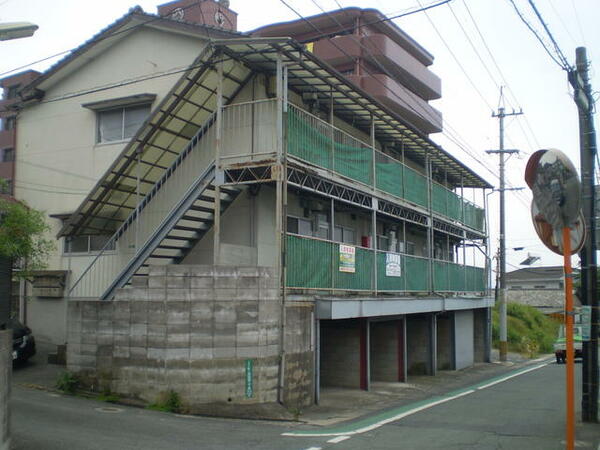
[282,390,475,438]
[284,361,551,438]
[327,435,351,443]
[304,447,322,450]
[476,363,548,390]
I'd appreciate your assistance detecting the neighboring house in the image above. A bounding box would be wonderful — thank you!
[506,266,575,313]
[12,2,493,410]
[0,70,41,197]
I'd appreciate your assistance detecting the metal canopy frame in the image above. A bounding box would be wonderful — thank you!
[59,37,490,238]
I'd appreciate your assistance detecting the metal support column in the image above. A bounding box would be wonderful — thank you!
[213,52,223,266]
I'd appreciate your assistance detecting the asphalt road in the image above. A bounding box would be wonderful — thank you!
[11,361,600,450]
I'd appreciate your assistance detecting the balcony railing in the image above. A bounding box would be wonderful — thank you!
[287,105,485,232]
[285,234,486,293]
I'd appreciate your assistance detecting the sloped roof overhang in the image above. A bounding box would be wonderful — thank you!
[58,38,491,238]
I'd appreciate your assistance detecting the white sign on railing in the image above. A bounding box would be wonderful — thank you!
[339,245,355,273]
[385,253,402,277]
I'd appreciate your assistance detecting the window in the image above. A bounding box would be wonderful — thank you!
[64,235,115,254]
[2,148,14,162]
[334,225,355,245]
[97,104,150,143]
[4,116,15,131]
[377,235,389,251]
[313,213,329,239]
[534,285,546,289]
[287,216,313,237]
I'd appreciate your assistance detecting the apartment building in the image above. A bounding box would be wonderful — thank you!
[12,2,492,409]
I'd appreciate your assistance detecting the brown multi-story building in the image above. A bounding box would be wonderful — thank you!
[0,70,40,197]
[252,8,443,135]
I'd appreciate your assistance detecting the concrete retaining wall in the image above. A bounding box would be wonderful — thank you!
[406,314,432,375]
[370,320,401,382]
[436,313,454,371]
[320,319,362,388]
[67,265,313,410]
[0,330,10,450]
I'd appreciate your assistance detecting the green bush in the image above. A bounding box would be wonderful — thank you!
[148,390,182,413]
[56,371,80,394]
[492,302,559,356]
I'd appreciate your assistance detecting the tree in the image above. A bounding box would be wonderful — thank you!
[0,198,54,277]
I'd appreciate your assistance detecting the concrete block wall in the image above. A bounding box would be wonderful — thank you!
[0,331,9,450]
[320,319,362,388]
[406,314,432,375]
[282,303,314,407]
[66,265,311,409]
[436,313,454,371]
[370,320,400,382]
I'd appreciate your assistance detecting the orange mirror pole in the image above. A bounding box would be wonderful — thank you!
[562,226,575,450]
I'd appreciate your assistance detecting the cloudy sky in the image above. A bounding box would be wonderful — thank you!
[1,0,599,271]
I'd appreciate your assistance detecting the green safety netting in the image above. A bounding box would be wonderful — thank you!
[286,235,332,288]
[288,108,485,231]
[403,167,428,208]
[333,140,372,186]
[286,235,486,292]
[376,161,404,199]
[448,262,465,291]
[433,260,450,291]
[404,255,429,291]
[432,184,449,217]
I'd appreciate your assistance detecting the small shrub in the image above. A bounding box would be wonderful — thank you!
[98,389,120,403]
[56,371,79,394]
[148,390,181,413]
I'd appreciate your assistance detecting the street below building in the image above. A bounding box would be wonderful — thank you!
[10,358,600,450]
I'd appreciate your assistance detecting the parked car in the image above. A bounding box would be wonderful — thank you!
[11,319,36,363]
[553,324,583,364]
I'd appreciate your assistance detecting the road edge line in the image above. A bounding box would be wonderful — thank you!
[282,361,550,438]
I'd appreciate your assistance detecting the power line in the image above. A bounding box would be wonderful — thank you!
[570,0,587,46]
[447,3,501,92]
[507,0,567,70]
[417,0,494,111]
[0,2,229,78]
[526,0,570,69]
[461,0,541,149]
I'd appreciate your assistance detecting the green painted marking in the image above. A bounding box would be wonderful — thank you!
[245,359,253,398]
[285,361,550,437]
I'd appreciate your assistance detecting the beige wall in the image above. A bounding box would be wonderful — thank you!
[16,26,209,344]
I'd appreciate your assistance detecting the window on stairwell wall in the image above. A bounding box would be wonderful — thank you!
[64,234,115,254]
[96,103,151,143]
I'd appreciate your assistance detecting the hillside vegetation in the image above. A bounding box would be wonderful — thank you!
[492,302,560,356]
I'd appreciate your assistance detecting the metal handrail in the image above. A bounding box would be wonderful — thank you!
[68,113,217,296]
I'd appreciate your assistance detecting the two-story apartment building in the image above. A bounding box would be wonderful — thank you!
[13,2,493,410]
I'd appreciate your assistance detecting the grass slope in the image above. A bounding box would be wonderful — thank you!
[492,302,560,356]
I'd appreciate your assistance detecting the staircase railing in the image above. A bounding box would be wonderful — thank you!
[68,116,217,299]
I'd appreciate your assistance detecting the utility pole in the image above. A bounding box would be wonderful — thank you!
[486,101,522,362]
[569,46,599,423]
